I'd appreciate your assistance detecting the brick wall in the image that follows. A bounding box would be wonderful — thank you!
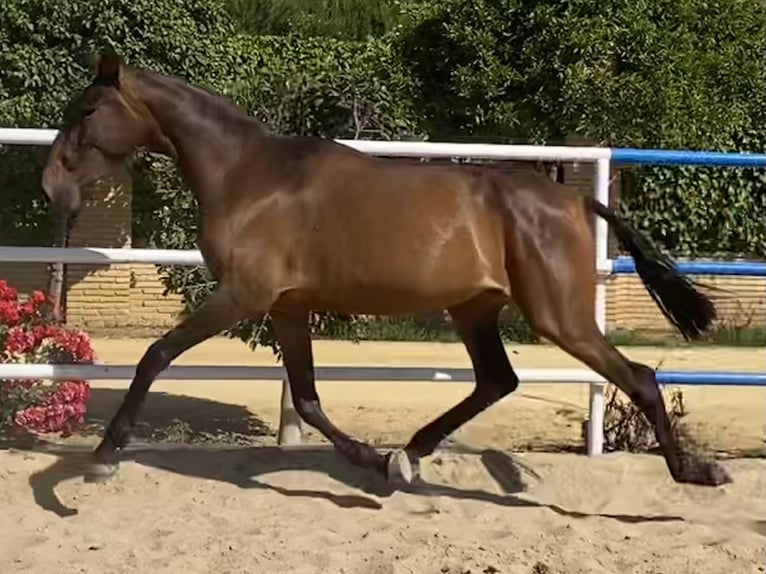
[606,274,766,332]
[3,175,184,330]
[64,176,132,328]
[128,263,183,327]
[62,175,184,330]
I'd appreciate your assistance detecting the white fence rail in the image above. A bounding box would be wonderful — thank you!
[4,126,761,455]
[0,363,606,383]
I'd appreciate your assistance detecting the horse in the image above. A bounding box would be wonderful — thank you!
[40,53,730,488]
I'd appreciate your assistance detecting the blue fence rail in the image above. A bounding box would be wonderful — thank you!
[612,258,766,276]
[606,146,765,389]
[610,148,766,168]
[657,372,766,387]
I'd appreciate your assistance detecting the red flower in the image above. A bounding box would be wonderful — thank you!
[31,324,60,345]
[0,280,18,303]
[18,301,35,321]
[14,402,87,437]
[1,280,94,438]
[0,300,20,326]
[49,380,91,404]
[32,290,48,306]
[13,381,91,437]
[51,330,95,363]
[4,326,36,355]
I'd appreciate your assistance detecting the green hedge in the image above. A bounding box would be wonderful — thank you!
[393,0,766,257]
[0,0,238,245]
[224,0,402,40]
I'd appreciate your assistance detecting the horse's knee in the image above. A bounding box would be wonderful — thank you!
[136,340,173,380]
[473,339,519,399]
[475,369,519,406]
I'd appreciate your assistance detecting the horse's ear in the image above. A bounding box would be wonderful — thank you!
[94,52,122,85]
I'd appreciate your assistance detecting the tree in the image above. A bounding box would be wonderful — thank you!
[394,0,766,256]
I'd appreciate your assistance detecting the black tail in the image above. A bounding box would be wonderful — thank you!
[584,197,716,341]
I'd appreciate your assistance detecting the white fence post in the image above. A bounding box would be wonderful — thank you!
[277,379,304,447]
[587,157,612,456]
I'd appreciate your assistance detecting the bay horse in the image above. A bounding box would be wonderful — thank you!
[41,53,730,488]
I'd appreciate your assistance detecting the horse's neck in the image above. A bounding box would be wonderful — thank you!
[133,70,264,204]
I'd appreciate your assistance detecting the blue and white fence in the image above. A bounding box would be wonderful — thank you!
[0,127,764,453]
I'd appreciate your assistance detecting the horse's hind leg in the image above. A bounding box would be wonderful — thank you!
[509,244,731,486]
[87,286,244,481]
[549,326,727,486]
[396,295,519,478]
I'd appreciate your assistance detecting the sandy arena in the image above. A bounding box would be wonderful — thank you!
[1,338,764,573]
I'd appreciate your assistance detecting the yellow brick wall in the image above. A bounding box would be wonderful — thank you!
[606,273,765,332]
[63,176,132,329]
[128,263,184,327]
[0,174,182,330]
[61,175,184,329]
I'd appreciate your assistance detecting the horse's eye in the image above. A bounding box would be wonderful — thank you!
[82,108,96,117]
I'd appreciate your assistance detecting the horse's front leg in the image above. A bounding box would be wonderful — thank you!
[86,285,246,482]
[271,310,407,481]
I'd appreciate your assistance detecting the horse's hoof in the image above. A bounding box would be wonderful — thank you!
[83,462,119,484]
[385,450,413,485]
[677,456,732,487]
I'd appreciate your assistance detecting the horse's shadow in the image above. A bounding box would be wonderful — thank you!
[10,387,685,524]
[22,440,685,526]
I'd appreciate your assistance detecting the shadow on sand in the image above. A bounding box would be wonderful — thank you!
[3,387,685,524]
[19,441,684,526]
[79,387,274,444]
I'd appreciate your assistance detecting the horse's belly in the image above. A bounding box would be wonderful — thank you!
[275,283,508,315]
[275,249,510,315]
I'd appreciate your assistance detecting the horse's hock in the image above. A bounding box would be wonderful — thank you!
[3,158,763,333]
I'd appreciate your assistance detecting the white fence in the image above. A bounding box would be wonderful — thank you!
[2,126,762,455]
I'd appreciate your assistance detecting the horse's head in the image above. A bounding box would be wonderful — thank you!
[41,53,164,221]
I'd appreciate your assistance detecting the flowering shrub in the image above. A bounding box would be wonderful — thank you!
[0,279,95,438]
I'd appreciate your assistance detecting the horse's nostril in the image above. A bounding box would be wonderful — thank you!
[45,183,82,219]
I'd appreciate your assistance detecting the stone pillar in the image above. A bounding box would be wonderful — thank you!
[64,175,132,329]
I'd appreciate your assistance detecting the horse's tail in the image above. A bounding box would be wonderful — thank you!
[584,196,716,340]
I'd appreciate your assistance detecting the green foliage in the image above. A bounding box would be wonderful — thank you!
[396,0,765,146]
[225,0,402,40]
[394,0,766,256]
[219,34,421,140]
[0,0,237,244]
[618,158,766,258]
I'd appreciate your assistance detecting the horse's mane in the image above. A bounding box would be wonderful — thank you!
[125,66,266,133]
